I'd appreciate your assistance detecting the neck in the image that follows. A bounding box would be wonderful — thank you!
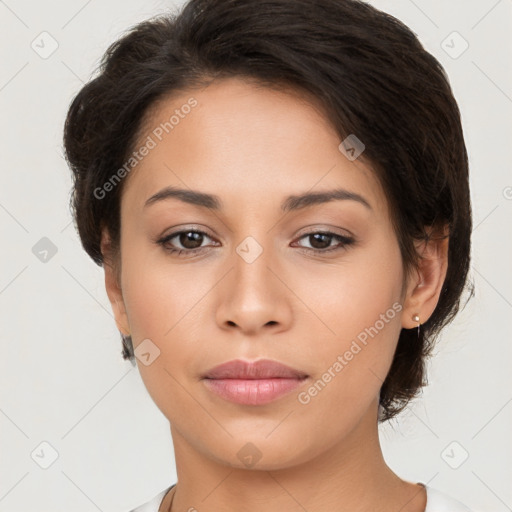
[164,403,426,512]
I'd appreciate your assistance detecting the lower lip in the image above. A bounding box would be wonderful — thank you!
[202,377,308,405]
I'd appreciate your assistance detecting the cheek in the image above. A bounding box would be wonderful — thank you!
[297,238,404,406]
[120,249,215,398]
[300,233,404,342]
[120,261,206,419]
[121,248,208,339]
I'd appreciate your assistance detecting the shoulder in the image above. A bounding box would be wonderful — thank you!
[425,486,474,512]
[128,484,175,512]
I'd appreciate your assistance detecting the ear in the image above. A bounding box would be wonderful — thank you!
[100,227,130,336]
[401,225,449,329]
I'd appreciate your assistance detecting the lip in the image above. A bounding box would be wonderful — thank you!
[201,359,309,405]
[202,358,308,380]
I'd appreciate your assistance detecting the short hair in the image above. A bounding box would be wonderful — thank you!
[63,0,474,422]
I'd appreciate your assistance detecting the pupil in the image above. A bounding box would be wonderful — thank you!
[310,233,330,249]
[181,231,202,249]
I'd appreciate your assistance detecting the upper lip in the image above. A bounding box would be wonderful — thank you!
[202,359,309,380]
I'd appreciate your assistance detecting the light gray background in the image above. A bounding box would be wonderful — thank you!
[0,1,511,511]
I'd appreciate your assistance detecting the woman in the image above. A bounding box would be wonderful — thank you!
[63,0,474,510]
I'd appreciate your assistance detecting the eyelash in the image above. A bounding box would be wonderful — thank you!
[156,228,355,257]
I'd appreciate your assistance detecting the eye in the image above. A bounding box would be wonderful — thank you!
[156,229,217,257]
[156,228,355,257]
[292,230,355,253]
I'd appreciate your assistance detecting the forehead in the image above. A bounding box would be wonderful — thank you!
[121,77,389,218]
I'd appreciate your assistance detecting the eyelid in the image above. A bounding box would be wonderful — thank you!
[294,224,354,239]
[158,224,217,241]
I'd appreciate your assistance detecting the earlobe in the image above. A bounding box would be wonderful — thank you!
[100,228,130,336]
[401,227,449,330]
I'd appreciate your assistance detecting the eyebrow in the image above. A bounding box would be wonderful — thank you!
[143,185,372,212]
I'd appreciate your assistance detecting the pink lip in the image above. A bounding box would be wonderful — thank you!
[201,359,309,405]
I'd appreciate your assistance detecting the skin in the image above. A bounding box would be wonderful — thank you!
[101,77,448,512]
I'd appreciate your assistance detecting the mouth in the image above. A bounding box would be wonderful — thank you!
[202,358,309,380]
[201,359,309,405]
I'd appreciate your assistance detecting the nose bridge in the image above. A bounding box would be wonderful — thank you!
[227,203,278,281]
[232,232,277,294]
[215,228,291,333]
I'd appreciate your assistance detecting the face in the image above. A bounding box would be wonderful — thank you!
[102,77,426,470]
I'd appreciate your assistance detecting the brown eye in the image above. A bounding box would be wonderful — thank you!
[307,233,333,249]
[294,231,355,253]
[157,229,216,256]
[176,231,205,249]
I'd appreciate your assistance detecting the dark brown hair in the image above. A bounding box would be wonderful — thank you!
[63,0,473,421]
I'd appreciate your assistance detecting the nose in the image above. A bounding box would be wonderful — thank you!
[215,238,293,335]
